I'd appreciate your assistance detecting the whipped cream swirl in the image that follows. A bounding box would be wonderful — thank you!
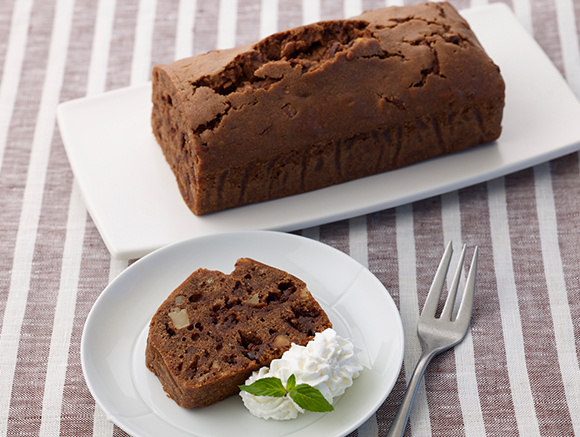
[240,328,362,420]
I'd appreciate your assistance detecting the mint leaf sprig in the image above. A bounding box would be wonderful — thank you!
[239,374,334,413]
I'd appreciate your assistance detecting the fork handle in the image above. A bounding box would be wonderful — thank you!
[386,349,438,437]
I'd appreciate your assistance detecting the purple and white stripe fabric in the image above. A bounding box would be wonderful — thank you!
[1,0,580,435]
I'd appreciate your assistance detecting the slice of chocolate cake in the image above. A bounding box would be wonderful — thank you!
[145,258,332,408]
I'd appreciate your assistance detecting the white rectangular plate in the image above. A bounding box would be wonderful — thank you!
[57,3,580,259]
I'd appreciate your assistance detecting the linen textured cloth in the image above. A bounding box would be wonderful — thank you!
[1,0,580,436]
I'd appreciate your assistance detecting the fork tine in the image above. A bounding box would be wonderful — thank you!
[440,244,467,321]
[421,241,453,318]
[454,246,479,329]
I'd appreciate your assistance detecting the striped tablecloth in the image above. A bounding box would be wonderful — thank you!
[2,0,580,436]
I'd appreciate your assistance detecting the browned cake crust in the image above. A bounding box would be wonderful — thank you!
[145,258,332,408]
[151,1,505,215]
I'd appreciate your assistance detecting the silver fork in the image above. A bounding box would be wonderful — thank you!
[386,242,479,437]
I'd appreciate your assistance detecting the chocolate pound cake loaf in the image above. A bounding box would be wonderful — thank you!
[145,258,332,408]
[151,1,505,215]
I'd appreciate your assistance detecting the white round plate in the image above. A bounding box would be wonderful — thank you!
[81,230,404,437]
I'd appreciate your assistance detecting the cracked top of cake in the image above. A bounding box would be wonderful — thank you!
[153,1,504,168]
